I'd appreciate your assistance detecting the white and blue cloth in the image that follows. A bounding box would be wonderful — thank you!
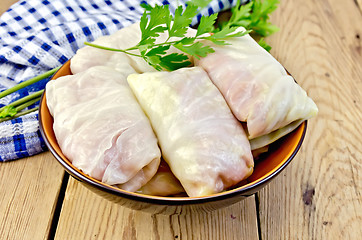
[0,0,246,161]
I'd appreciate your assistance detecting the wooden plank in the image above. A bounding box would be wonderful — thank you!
[55,178,259,240]
[258,0,362,239]
[0,152,65,240]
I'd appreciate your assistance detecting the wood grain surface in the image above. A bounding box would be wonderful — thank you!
[0,152,65,240]
[54,178,259,240]
[258,0,362,239]
[0,0,361,239]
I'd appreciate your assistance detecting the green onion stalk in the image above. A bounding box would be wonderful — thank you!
[0,67,60,123]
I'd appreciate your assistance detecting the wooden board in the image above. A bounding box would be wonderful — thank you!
[258,0,362,239]
[0,152,65,240]
[54,178,259,239]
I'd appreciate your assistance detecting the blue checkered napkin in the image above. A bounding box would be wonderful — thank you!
[0,0,243,162]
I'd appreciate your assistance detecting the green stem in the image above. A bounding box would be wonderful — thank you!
[128,39,186,50]
[0,90,43,112]
[84,42,143,57]
[86,38,192,54]
[15,97,41,112]
[0,66,59,99]
[0,107,39,123]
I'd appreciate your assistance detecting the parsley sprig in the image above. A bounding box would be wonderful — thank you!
[84,1,250,71]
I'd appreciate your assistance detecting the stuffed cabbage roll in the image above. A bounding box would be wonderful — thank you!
[70,22,155,75]
[196,28,318,147]
[127,67,254,197]
[46,66,161,192]
[137,160,185,197]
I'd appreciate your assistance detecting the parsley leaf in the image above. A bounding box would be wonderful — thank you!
[174,41,214,59]
[186,0,212,10]
[144,45,171,70]
[138,5,170,47]
[218,0,279,51]
[0,106,17,118]
[205,26,251,45]
[159,53,191,71]
[168,5,198,38]
[196,14,217,37]
[136,1,218,70]
[248,0,279,37]
[136,2,206,70]
[258,38,272,52]
[224,0,279,37]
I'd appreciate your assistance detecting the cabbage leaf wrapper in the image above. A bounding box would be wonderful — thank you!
[46,66,161,192]
[137,160,185,197]
[127,67,254,197]
[196,28,318,149]
[70,23,156,75]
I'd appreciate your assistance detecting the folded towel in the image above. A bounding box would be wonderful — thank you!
[0,0,244,161]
